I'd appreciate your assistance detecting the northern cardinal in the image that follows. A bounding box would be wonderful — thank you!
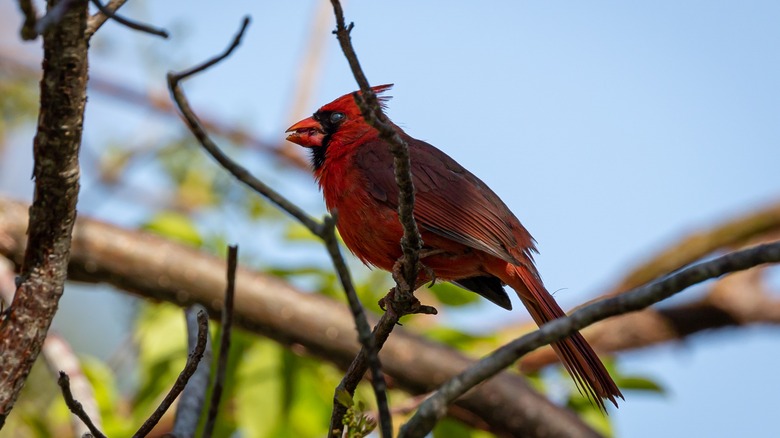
[286,84,622,409]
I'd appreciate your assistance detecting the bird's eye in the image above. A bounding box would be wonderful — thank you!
[329,112,345,124]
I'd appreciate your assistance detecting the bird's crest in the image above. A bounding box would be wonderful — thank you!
[319,84,394,114]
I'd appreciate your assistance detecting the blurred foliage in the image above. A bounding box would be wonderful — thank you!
[0,41,663,438]
[0,66,39,151]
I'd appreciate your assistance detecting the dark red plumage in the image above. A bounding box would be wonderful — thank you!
[286,84,623,409]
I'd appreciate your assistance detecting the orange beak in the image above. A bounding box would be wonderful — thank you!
[286,117,325,148]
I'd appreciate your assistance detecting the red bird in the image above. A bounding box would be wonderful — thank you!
[286,84,622,409]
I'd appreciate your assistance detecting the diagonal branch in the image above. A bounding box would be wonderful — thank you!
[57,372,107,438]
[519,201,780,371]
[85,0,126,37]
[133,310,210,437]
[172,305,213,437]
[88,0,168,39]
[399,241,780,437]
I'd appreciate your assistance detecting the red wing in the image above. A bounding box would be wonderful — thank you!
[353,135,537,265]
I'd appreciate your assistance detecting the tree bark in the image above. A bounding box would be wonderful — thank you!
[0,0,88,427]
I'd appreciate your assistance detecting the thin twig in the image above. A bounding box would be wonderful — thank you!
[45,335,103,437]
[329,0,422,297]
[167,17,320,234]
[57,372,107,438]
[202,245,238,437]
[321,215,391,438]
[85,0,127,38]
[399,241,780,437]
[17,0,38,40]
[88,0,168,38]
[326,1,425,435]
[133,310,210,438]
[166,16,392,438]
[171,305,213,438]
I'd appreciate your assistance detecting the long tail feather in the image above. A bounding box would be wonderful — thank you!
[500,263,623,410]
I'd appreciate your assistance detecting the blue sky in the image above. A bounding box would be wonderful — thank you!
[3,1,780,436]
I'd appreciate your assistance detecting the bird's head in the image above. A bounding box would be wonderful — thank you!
[286,84,393,168]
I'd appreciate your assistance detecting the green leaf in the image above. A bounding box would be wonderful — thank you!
[142,211,203,247]
[335,388,354,408]
[423,326,492,349]
[284,221,321,243]
[81,356,134,436]
[433,417,474,438]
[427,282,480,306]
[132,303,190,423]
[615,375,666,394]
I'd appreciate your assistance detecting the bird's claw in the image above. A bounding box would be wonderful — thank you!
[378,287,438,317]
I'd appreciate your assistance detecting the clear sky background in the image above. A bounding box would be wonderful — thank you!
[2,1,780,437]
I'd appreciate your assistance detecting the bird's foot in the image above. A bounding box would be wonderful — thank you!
[378,287,437,317]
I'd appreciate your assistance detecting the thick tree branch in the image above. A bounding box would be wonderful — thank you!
[0,197,596,437]
[0,0,88,427]
[399,241,780,437]
[1,257,102,437]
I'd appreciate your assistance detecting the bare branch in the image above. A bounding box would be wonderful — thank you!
[400,241,780,437]
[321,215,391,437]
[85,0,127,37]
[171,305,213,438]
[89,0,167,37]
[17,0,39,40]
[519,202,780,371]
[45,335,103,437]
[327,2,430,434]
[329,0,423,297]
[521,263,780,372]
[166,17,393,436]
[133,310,210,438]
[0,0,89,426]
[57,372,107,438]
[166,17,320,233]
[202,245,238,437]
